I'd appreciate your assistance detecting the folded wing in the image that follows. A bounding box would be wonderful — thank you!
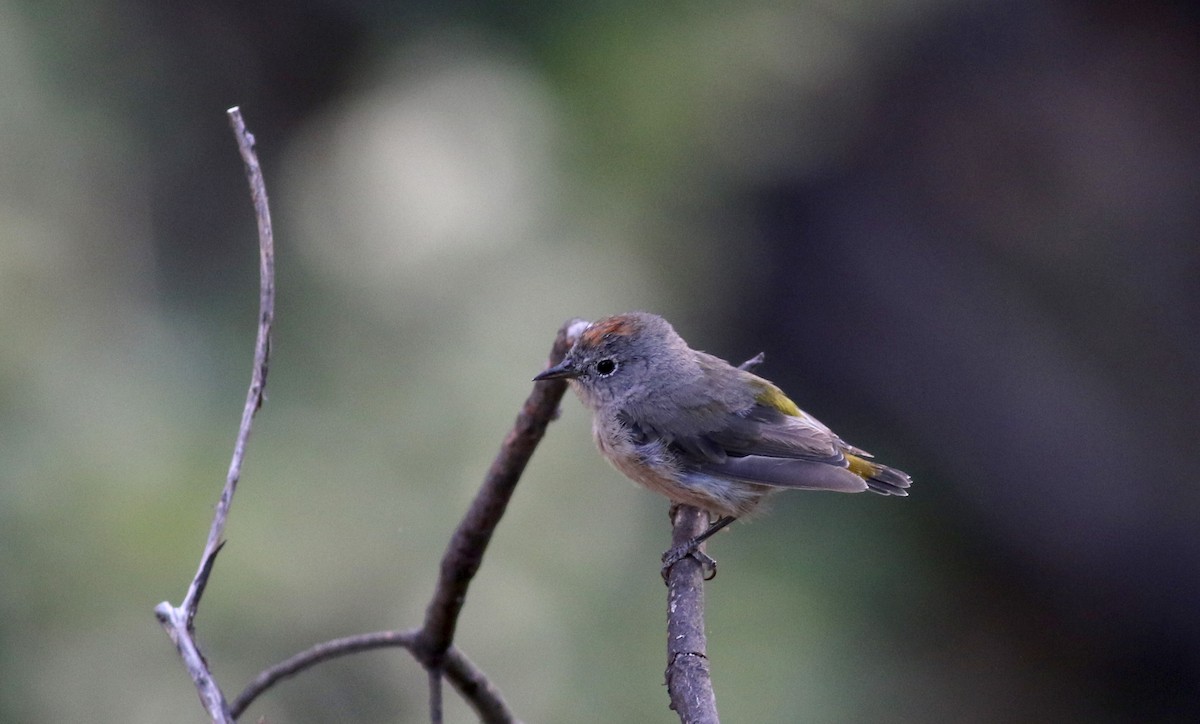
[624,389,910,496]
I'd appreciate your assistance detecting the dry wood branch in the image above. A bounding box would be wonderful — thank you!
[234,322,579,722]
[156,106,556,723]
[154,106,275,723]
[665,505,720,724]
[414,320,580,721]
[229,630,516,723]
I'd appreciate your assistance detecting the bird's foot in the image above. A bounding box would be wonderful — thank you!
[661,541,718,582]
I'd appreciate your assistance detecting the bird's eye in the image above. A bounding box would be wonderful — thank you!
[595,358,618,376]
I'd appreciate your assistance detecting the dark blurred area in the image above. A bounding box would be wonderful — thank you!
[732,3,1200,719]
[2,0,1196,721]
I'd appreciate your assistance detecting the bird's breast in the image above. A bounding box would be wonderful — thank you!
[590,410,757,517]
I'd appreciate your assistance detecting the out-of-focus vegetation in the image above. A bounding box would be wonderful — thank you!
[1,1,1197,721]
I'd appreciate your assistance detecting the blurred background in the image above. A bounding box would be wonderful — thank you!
[1,0,1197,721]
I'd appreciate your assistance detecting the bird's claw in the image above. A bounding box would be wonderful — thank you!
[661,542,718,582]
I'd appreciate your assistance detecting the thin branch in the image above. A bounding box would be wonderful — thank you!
[233,630,418,715]
[428,667,445,723]
[665,505,720,724]
[440,639,518,724]
[156,604,231,722]
[414,319,584,715]
[229,630,517,723]
[414,320,585,721]
[233,321,581,721]
[155,106,275,723]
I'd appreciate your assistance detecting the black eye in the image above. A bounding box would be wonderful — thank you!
[595,358,618,376]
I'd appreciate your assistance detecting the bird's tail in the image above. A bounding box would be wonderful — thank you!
[846,454,912,496]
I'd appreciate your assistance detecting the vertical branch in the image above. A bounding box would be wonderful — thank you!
[427,668,445,724]
[155,106,275,723]
[659,351,760,722]
[665,505,720,724]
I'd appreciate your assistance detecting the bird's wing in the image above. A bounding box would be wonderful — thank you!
[618,374,905,495]
[691,402,911,495]
[686,456,870,493]
[619,396,848,466]
[705,400,849,463]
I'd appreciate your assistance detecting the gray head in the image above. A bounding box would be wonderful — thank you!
[533,312,698,410]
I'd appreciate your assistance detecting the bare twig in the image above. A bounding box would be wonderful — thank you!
[234,321,579,722]
[229,630,517,723]
[427,667,445,723]
[155,106,275,723]
[665,505,720,724]
[414,320,581,721]
[440,639,518,723]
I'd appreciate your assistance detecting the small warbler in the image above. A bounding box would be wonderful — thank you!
[534,312,911,576]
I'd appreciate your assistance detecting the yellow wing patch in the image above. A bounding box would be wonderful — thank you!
[846,453,877,479]
[752,381,803,417]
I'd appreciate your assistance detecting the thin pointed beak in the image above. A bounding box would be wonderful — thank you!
[533,359,579,382]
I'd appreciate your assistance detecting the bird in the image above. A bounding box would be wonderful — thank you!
[533,311,911,577]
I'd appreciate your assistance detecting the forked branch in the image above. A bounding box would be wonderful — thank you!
[154,106,275,723]
[232,321,581,722]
